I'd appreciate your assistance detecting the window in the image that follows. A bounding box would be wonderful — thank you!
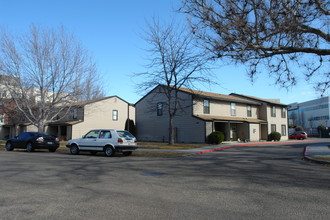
[203,100,210,114]
[85,130,99,138]
[112,110,118,121]
[281,107,286,118]
[73,109,77,119]
[281,125,286,136]
[247,105,252,117]
[271,124,276,132]
[271,106,276,117]
[99,130,111,139]
[157,103,163,116]
[231,103,236,116]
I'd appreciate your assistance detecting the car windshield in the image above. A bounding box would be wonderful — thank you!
[84,130,99,138]
[117,131,135,139]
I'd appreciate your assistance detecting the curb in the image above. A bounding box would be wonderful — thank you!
[189,140,315,156]
[303,146,330,164]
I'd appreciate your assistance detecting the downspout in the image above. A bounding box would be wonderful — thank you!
[127,103,130,131]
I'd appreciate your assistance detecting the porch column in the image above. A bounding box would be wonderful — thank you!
[227,121,231,141]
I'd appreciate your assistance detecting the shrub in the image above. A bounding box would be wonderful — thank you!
[317,125,326,133]
[207,131,225,144]
[268,131,281,141]
[295,126,303,131]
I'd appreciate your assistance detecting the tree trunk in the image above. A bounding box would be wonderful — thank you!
[169,115,175,145]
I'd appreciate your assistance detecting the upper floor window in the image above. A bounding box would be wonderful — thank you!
[271,106,276,117]
[247,105,252,117]
[231,103,236,116]
[281,107,286,118]
[157,102,163,116]
[203,99,210,114]
[112,110,118,121]
[73,109,78,119]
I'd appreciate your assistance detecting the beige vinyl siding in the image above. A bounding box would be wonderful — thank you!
[266,105,288,140]
[72,97,134,139]
[193,98,258,119]
[249,123,260,141]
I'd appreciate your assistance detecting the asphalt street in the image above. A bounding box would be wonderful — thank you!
[0,142,329,220]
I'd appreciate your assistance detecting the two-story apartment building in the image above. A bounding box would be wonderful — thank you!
[46,96,135,140]
[1,95,135,140]
[135,85,288,143]
[231,94,288,139]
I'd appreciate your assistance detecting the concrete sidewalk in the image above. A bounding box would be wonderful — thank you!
[138,139,330,164]
[138,139,317,155]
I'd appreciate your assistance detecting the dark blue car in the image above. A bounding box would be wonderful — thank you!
[5,132,60,152]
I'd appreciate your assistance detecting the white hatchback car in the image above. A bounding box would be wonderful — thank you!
[66,129,138,157]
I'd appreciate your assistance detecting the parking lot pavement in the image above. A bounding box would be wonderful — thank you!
[1,141,330,220]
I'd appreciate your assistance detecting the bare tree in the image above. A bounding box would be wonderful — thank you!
[137,19,213,144]
[0,25,104,132]
[180,0,330,93]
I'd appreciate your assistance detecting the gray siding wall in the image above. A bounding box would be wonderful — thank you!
[135,88,206,143]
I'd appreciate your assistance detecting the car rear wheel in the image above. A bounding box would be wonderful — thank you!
[70,145,79,155]
[5,142,14,151]
[123,151,132,156]
[104,146,115,157]
[26,143,34,152]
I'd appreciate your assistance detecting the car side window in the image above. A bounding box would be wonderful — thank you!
[99,130,111,139]
[85,130,99,138]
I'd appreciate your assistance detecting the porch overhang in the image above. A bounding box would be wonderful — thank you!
[193,115,267,124]
[48,120,82,126]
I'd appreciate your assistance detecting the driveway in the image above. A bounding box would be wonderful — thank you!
[0,142,329,219]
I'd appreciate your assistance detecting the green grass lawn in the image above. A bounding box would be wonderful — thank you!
[310,156,330,162]
[0,140,202,157]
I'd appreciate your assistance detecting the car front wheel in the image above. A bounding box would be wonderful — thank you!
[5,142,14,151]
[26,143,34,152]
[104,146,115,157]
[70,145,79,155]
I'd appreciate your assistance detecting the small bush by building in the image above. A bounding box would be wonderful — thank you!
[268,131,281,141]
[207,131,225,144]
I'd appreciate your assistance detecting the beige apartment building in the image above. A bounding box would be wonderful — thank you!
[46,96,135,140]
[1,96,135,140]
[135,85,288,143]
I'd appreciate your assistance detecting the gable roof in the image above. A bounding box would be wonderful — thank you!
[230,93,287,106]
[135,84,261,106]
[72,95,133,107]
[177,87,261,105]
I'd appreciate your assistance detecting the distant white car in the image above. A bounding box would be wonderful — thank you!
[66,129,138,157]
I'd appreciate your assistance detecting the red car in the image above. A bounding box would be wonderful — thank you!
[289,132,308,140]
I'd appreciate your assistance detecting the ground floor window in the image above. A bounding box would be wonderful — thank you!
[271,124,276,132]
[281,125,286,136]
